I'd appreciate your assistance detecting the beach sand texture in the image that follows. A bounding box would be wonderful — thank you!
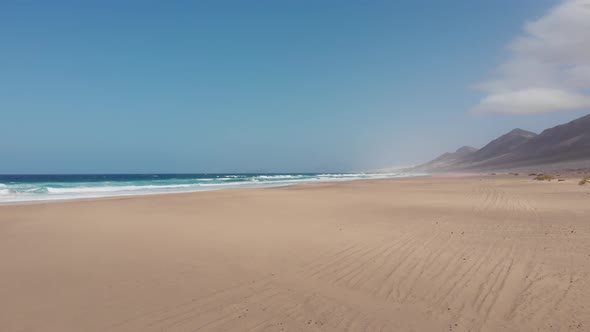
[1,175,589,331]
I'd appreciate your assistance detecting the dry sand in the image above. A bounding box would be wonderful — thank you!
[1,175,589,332]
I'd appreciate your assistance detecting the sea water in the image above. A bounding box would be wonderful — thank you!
[0,173,412,203]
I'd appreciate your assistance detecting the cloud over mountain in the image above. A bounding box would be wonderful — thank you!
[473,0,590,114]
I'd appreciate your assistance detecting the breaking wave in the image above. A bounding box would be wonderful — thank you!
[0,173,416,203]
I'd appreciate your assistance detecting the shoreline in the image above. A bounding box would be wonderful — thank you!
[0,173,426,206]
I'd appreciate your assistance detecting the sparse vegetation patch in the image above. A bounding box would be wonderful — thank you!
[579,176,590,185]
[534,174,555,181]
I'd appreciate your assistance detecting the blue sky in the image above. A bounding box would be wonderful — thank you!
[1,0,588,173]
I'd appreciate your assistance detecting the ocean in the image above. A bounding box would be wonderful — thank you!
[0,173,411,203]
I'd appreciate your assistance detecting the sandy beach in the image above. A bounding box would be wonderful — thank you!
[1,175,589,332]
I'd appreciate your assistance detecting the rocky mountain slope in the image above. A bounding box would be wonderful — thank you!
[406,114,590,173]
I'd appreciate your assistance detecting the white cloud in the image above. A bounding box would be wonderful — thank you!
[473,88,590,114]
[473,0,590,114]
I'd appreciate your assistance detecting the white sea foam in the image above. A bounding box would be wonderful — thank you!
[255,175,302,179]
[0,173,421,203]
[46,184,195,194]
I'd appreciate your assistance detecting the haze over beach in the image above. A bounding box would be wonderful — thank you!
[1,1,590,332]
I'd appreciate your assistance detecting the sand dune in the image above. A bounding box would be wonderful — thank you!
[1,176,589,331]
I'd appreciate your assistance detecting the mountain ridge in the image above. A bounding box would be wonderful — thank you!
[405,114,590,173]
